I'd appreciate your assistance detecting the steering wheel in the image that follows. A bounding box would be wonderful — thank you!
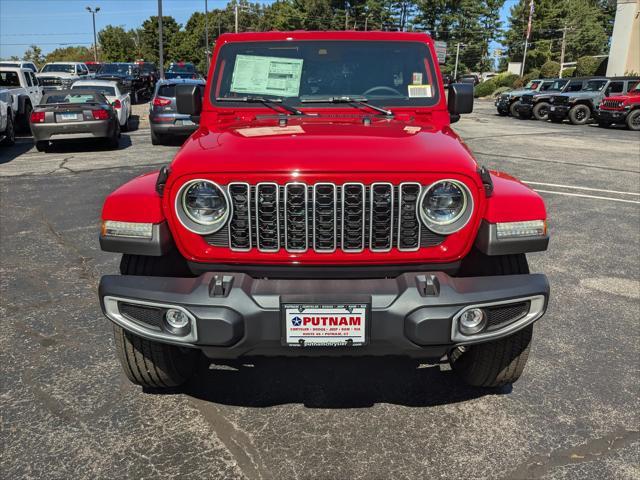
[362,86,404,97]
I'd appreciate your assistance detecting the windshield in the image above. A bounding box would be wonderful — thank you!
[0,71,20,87]
[212,40,440,108]
[550,79,568,90]
[168,63,196,73]
[584,80,607,92]
[85,63,101,73]
[42,64,75,73]
[72,85,116,96]
[98,64,131,75]
[44,92,104,104]
[630,81,640,92]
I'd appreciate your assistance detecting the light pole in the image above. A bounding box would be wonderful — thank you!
[86,6,100,63]
[453,42,464,80]
[204,0,210,71]
[235,3,249,33]
[158,0,164,79]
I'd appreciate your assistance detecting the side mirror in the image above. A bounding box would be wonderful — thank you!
[176,84,203,118]
[448,82,474,123]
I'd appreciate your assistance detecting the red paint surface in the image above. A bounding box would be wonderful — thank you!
[101,32,547,265]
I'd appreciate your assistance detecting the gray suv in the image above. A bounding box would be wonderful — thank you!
[495,79,555,116]
[548,77,640,125]
[149,78,205,145]
[516,78,591,121]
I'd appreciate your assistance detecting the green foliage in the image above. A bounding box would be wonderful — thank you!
[474,79,497,98]
[523,69,540,83]
[139,15,182,67]
[98,26,136,62]
[494,73,519,88]
[23,45,45,68]
[575,56,602,76]
[45,46,93,63]
[502,0,614,70]
[562,67,576,77]
[540,60,560,78]
[493,86,512,96]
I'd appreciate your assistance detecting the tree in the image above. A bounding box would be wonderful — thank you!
[99,25,136,62]
[22,45,45,68]
[45,46,94,63]
[139,15,181,67]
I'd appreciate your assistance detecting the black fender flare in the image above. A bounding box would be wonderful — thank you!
[17,94,31,115]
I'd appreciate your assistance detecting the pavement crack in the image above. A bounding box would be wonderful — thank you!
[502,428,640,479]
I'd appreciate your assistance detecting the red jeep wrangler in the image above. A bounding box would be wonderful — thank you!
[597,81,640,130]
[98,32,550,390]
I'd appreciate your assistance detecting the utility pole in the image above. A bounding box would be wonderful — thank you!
[521,0,534,76]
[204,0,210,71]
[559,25,568,78]
[345,4,349,30]
[453,42,463,80]
[86,6,100,63]
[158,0,164,79]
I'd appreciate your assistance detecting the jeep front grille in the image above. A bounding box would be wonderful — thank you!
[205,183,445,252]
[601,99,623,109]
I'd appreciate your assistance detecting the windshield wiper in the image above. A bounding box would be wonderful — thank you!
[216,96,307,116]
[300,96,393,117]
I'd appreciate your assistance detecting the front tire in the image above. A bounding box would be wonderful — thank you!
[451,250,534,387]
[568,104,591,125]
[113,325,198,388]
[509,101,519,117]
[626,110,640,131]
[532,102,550,121]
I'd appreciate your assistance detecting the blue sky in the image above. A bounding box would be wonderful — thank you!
[0,0,513,59]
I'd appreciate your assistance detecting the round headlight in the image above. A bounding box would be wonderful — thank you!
[419,180,473,235]
[175,180,231,235]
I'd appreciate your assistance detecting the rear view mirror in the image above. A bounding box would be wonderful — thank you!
[448,82,474,123]
[176,84,203,118]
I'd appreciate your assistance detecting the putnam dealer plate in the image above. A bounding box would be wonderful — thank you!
[283,304,367,347]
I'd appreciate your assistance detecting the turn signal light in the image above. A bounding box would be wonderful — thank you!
[496,220,547,239]
[153,96,171,107]
[92,109,110,120]
[30,111,45,123]
[101,220,153,239]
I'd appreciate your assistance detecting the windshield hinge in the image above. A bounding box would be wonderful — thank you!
[156,166,170,196]
[478,166,493,197]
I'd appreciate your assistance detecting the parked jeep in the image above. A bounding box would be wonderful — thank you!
[596,81,640,130]
[37,62,91,91]
[95,63,151,104]
[98,32,550,390]
[495,79,555,116]
[0,66,43,131]
[548,77,640,125]
[516,77,590,121]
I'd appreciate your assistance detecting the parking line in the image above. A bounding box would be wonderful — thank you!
[524,181,640,196]
[533,189,640,204]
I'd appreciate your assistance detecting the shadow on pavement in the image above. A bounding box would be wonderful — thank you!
[37,135,133,153]
[178,357,505,408]
[0,138,33,164]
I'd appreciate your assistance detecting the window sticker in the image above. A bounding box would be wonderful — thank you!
[408,85,432,98]
[231,55,304,97]
[412,72,423,85]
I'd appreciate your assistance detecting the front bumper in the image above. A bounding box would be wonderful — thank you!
[31,119,114,141]
[495,98,510,113]
[548,104,570,119]
[99,271,550,359]
[596,109,628,124]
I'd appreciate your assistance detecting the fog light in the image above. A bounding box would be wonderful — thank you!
[164,308,191,335]
[459,308,486,335]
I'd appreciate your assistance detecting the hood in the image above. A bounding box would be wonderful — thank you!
[37,72,78,79]
[96,73,131,81]
[504,88,534,98]
[553,91,600,100]
[169,117,478,178]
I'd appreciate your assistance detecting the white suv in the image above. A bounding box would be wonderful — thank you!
[0,66,43,131]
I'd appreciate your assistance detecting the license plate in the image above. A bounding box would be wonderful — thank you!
[550,106,556,111]
[283,304,367,347]
[59,113,78,120]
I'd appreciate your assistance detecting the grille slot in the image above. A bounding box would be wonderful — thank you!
[255,183,280,252]
[398,183,421,251]
[370,183,394,252]
[601,99,623,109]
[205,182,446,251]
[485,301,530,331]
[313,183,337,252]
[119,302,164,330]
[284,183,308,252]
[228,183,251,251]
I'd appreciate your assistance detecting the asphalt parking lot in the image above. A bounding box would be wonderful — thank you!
[1,100,638,479]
